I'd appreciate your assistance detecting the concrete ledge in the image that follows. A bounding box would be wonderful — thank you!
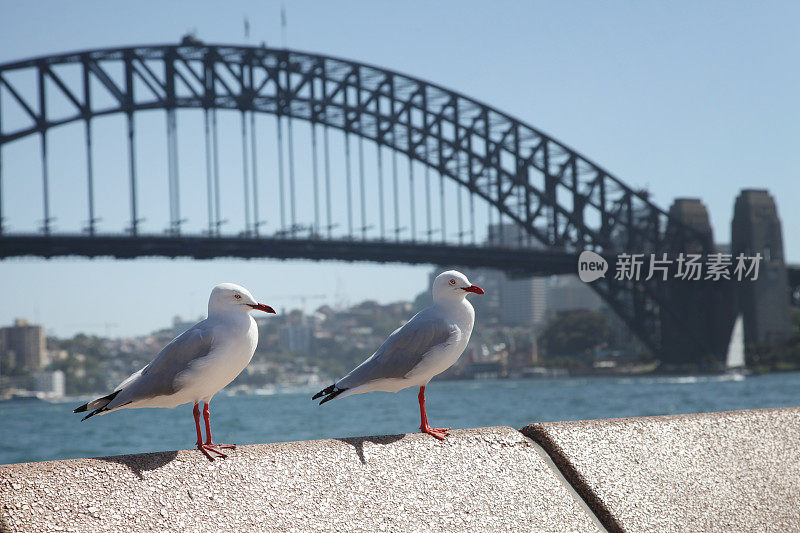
[0,427,600,532]
[4,409,800,532]
[522,408,800,532]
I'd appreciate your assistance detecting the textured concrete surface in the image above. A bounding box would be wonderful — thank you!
[522,408,800,533]
[0,427,600,532]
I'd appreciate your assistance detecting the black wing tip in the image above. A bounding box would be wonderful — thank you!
[318,394,337,406]
[314,384,348,405]
[75,390,121,421]
[312,383,335,400]
[81,410,100,422]
[80,403,109,421]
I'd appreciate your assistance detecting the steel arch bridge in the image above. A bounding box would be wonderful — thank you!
[0,43,712,357]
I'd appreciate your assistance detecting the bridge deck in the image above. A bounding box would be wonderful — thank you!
[0,234,579,276]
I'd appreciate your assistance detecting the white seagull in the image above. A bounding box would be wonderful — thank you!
[74,283,276,460]
[313,270,484,440]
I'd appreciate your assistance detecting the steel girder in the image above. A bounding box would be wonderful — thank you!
[0,44,712,355]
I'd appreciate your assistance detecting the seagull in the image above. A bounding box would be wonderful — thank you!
[74,283,275,460]
[313,270,484,440]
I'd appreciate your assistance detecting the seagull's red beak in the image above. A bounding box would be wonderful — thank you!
[462,285,485,295]
[248,303,276,314]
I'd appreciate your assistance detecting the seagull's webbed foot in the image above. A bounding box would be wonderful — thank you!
[198,443,229,461]
[420,425,450,440]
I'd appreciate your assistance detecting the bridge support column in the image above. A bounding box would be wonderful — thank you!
[662,199,734,369]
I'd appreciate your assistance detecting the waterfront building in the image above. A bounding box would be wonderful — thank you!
[280,311,313,354]
[32,370,66,398]
[0,319,48,372]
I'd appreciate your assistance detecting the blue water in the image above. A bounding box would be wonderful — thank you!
[2,372,799,465]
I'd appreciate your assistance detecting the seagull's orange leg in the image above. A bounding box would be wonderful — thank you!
[418,386,450,440]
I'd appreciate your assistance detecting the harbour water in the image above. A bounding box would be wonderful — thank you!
[2,372,799,465]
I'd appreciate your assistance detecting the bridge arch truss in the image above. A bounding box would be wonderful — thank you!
[0,44,710,355]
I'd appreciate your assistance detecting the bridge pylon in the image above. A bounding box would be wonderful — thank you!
[731,189,792,347]
[661,199,734,368]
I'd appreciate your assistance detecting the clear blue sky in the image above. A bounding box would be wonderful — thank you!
[1,1,798,337]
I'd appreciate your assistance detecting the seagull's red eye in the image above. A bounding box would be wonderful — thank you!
[449,279,456,285]
[234,294,242,299]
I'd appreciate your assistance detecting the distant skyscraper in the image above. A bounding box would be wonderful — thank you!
[0,318,47,371]
[487,223,549,327]
[546,275,603,316]
[0,328,12,372]
[487,222,538,247]
[497,275,548,326]
[280,312,312,354]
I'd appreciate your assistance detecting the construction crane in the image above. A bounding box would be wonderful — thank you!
[274,294,327,313]
[66,322,120,337]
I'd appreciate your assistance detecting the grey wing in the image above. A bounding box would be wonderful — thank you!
[337,314,459,389]
[105,322,215,410]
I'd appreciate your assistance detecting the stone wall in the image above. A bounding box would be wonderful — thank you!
[2,408,799,532]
